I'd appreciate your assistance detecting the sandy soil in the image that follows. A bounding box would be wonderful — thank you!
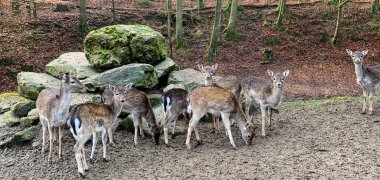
[0,99,379,179]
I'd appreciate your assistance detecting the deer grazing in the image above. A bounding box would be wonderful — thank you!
[198,63,241,132]
[186,86,254,149]
[36,72,86,162]
[240,70,289,137]
[103,84,161,145]
[67,85,126,176]
[161,88,189,145]
[346,49,380,115]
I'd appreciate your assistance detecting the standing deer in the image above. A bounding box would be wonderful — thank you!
[198,63,241,132]
[346,49,380,115]
[240,70,289,137]
[161,88,189,145]
[67,85,126,176]
[103,84,161,145]
[186,86,254,149]
[36,72,86,162]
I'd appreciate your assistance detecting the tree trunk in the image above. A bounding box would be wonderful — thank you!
[112,0,117,23]
[32,1,37,19]
[331,0,349,47]
[176,0,185,49]
[206,0,222,61]
[224,0,232,13]
[275,0,287,29]
[197,0,204,15]
[371,0,380,15]
[79,0,89,33]
[224,0,239,40]
[166,0,173,57]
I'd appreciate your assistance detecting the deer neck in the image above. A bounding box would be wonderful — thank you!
[110,100,123,119]
[205,79,214,86]
[267,85,283,107]
[354,62,366,83]
[55,84,73,121]
[235,107,249,134]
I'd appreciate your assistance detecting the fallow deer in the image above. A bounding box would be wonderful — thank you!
[161,88,189,145]
[346,49,380,115]
[36,72,86,161]
[186,86,254,149]
[67,85,126,176]
[240,70,289,137]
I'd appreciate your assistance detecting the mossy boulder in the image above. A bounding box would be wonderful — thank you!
[17,72,61,100]
[84,63,159,90]
[0,126,37,149]
[70,93,102,107]
[154,57,179,78]
[0,111,21,128]
[0,93,35,115]
[167,68,222,92]
[84,24,167,70]
[45,52,98,80]
[20,115,39,127]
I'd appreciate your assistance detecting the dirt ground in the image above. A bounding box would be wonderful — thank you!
[1,98,379,179]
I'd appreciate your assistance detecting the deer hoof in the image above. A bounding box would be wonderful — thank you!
[79,172,86,178]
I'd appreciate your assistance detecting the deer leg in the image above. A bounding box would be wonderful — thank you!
[171,114,178,137]
[244,98,254,123]
[268,108,273,131]
[132,114,139,146]
[362,90,368,114]
[368,91,374,115]
[41,119,47,154]
[186,113,203,150]
[48,125,53,161]
[90,132,97,159]
[221,112,236,149]
[101,128,107,160]
[138,117,145,138]
[81,148,88,171]
[260,105,267,137]
[107,128,115,146]
[74,133,91,176]
[58,125,62,159]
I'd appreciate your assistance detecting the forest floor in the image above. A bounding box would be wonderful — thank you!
[0,97,379,179]
[1,0,380,99]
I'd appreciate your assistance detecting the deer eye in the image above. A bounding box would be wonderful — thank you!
[70,81,75,84]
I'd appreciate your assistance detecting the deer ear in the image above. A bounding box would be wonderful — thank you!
[59,72,68,80]
[346,49,353,56]
[125,83,133,91]
[267,70,274,78]
[110,85,116,92]
[197,64,203,72]
[283,70,289,77]
[362,49,368,56]
[212,63,218,72]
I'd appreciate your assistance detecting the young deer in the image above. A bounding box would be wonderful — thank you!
[186,86,254,149]
[346,49,380,115]
[67,85,126,176]
[198,63,241,132]
[103,84,161,145]
[36,72,86,161]
[240,70,289,137]
[161,88,189,145]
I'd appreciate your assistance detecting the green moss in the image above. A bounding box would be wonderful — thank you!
[263,37,281,46]
[149,98,161,107]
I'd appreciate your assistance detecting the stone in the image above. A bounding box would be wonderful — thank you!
[0,93,35,116]
[70,93,102,107]
[20,115,39,127]
[84,63,158,90]
[84,24,167,70]
[0,111,21,128]
[167,68,221,92]
[45,52,98,80]
[17,72,61,100]
[0,126,37,149]
[154,57,179,78]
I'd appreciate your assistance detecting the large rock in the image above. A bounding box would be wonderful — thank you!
[0,93,35,115]
[0,111,21,128]
[70,93,102,107]
[84,63,159,90]
[84,24,167,70]
[45,52,98,80]
[17,72,61,100]
[154,57,179,78]
[167,68,221,92]
[0,126,37,149]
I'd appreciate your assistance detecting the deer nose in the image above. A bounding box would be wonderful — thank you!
[121,99,125,103]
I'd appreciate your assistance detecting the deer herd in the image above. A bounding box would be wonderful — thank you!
[35,49,379,176]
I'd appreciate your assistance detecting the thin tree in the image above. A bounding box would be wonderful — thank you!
[79,0,89,33]
[331,0,349,47]
[206,0,222,61]
[275,0,288,29]
[166,0,173,57]
[32,0,37,19]
[197,0,204,15]
[112,0,117,23]
[224,0,239,40]
[176,0,185,49]
[371,0,380,15]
